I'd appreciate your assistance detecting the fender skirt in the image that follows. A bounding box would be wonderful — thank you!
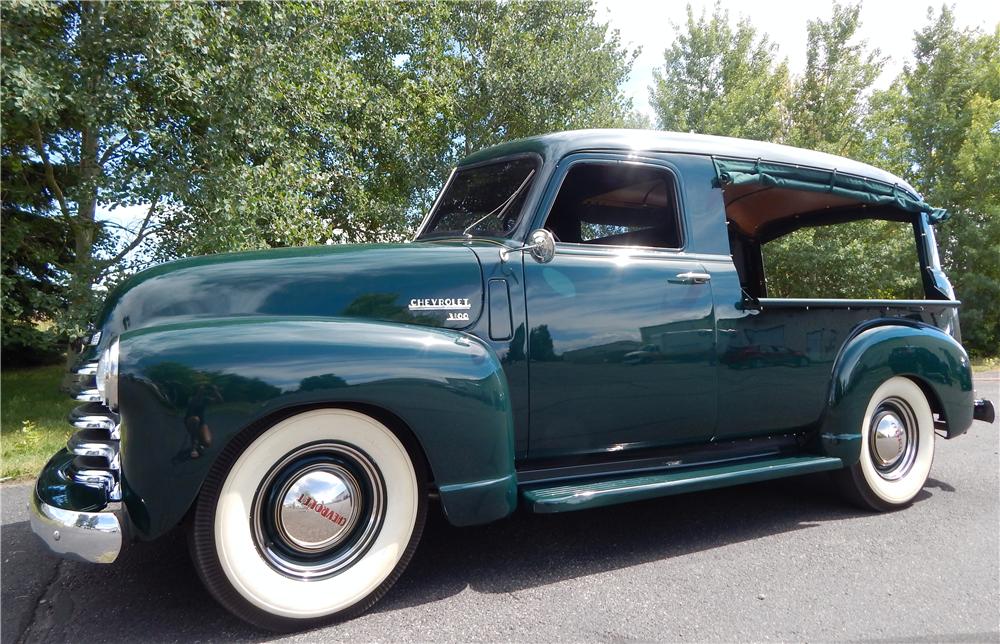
[819,323,974,464]
[117,317,517,540]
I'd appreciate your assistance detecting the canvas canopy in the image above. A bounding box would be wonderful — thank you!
[713,157,949,224]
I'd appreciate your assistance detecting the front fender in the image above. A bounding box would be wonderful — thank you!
[117,317,516,540]
[819,323,974,463]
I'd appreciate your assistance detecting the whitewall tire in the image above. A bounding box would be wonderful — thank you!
[834,377,935,511]
[189,408,427,632]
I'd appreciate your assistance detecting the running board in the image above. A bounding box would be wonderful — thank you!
[521,455,844,513]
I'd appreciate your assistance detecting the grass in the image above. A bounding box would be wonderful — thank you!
[1,365,77,481]
[971,357,1000,373]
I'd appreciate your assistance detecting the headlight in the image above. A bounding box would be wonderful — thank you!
[96,337,120,411]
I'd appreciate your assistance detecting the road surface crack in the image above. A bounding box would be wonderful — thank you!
[16,559,63,644]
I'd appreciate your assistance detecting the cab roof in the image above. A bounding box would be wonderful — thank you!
[459,129,920,198]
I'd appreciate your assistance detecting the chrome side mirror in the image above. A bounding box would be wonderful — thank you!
[500,229,555,264]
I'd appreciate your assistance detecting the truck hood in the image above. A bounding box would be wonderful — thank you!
[95,242,484,345]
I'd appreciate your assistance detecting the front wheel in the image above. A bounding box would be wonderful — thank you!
[833,376,935,511]
[189,409,427,632]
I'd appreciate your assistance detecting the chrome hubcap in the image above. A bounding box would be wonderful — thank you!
[252,442,385,580]
[868,397,919,481]
[276,465,361,552]
[872,412,906,467]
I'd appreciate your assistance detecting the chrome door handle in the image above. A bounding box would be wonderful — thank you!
[674,272,711,284]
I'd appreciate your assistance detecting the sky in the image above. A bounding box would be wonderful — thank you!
[594,0,1000,121]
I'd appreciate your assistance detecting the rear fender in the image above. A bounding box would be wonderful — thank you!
[819,322,974,464]
[117,317,516,540]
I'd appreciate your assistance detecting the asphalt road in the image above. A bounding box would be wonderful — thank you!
[3,374,998,643]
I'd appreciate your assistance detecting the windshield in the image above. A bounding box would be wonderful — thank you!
[417,156,538,239]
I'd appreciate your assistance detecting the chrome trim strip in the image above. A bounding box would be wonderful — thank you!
[551,243,729,263]
[28,491,122,564]
[71,466,115,486]
[67,433,118,463]
[72,415,116,430]
[757,298,961,309]
[75,362,99,376]
[413,166,456,240]
[74,389,102,402]
[69,403,120,438]
[63,372,96,394]
[70,420,120,440]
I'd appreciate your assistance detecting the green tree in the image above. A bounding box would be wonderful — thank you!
[763,219,924,300]
[0,205,74,365]
[788,2,884,156]
[649,3,789,140]
[440,1,638,158]
[766,4,908,308]
[2,0,639,361]
[149,1,455,256]
[873,9,1000,355]
[2,1,454,349]
[3,0,163,346]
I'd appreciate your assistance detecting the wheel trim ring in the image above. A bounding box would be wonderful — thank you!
[251,441,386,581]
[868,397,919,481]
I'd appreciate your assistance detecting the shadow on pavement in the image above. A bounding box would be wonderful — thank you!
[4,473,935,642]
[379,473,927,613]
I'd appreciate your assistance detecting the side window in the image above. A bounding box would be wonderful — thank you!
[543,163,681,249]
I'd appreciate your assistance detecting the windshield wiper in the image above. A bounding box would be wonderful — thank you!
[462,169,536,238]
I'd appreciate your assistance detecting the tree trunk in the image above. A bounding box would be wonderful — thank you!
[64,1,104,368]
[64,122,101,369]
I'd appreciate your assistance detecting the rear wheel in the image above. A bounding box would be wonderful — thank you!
[834,376,935,511]
[189,408,426,632]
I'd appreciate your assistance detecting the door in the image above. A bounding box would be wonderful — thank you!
[524,156,717,459]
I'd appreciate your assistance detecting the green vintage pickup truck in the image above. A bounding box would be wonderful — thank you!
[32,129,994,631]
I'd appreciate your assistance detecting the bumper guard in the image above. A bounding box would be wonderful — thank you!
[29,490,122,564]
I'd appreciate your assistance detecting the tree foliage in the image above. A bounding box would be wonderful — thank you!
[763,219,924,300]
[787,2,883,156]
[147,1,458,256]
[1,0,636,361]
[653,3,998,356]
[649,3,789,141]
[890,10,1000,354]
[852,9,1000,355]
[765,3,919,311]
[441,1,637,158]
[2,1,997,360]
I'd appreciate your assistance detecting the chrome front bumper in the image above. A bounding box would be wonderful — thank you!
[30,355,126,564]
[29,490,123,564]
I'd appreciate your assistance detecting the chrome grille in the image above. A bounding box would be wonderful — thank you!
[65,364,121,502]
[69,402,121,439]
[64,361,101,401]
